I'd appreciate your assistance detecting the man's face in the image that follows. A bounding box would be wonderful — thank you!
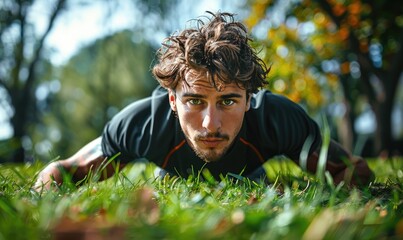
[168,70,251,162]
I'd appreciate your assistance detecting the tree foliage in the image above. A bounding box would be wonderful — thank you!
[34,30,157,159]
[245,0,403,156]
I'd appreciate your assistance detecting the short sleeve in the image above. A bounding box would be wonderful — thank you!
[101,98,153,162]
[101,87,175,163]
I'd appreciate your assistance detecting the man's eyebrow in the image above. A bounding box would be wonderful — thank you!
[181,93,243,99]
[181,93,206,98]
[219,93,243,99]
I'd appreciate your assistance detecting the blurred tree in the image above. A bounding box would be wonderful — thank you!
[0,0,66,163]
[136,0,181,37]
[245,0,403,156]
[33,30,157,159]
[0,0,183,163]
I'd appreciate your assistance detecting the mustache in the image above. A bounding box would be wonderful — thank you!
[195,132,229,140]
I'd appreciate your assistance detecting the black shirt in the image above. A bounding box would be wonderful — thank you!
[101,87,321,179]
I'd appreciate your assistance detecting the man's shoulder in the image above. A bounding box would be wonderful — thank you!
[247,89,313,128]
[101,87,174,162]
[103,86,173,143]
[250,89,298,110]
[246,90,321,159]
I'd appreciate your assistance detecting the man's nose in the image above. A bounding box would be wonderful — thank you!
[202,106,221,132]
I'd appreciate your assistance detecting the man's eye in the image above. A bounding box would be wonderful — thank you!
[221,99,235,106]
[189,99,202,105]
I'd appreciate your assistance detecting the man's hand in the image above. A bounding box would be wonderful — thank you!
[305,140,375,187]
[33,138,125,192]
[34,161,64,191]
[332,156,375,186]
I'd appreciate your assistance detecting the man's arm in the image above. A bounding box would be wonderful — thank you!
[34,137,126,191]
[304,140,374,186]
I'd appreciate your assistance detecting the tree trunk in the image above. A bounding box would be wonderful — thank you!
[6,0,66,163]
[338,76,357,152]
[10,91,31,162]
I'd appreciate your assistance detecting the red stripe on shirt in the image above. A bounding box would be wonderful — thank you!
[239,137,265,163]
[162,140,186,168]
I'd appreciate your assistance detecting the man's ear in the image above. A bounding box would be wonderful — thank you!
[168,89,177,112]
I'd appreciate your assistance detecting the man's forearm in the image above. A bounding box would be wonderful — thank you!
[34,138,127,192]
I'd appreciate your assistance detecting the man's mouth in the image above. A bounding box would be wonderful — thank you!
[199,138,225,148]
[195,132,229,148]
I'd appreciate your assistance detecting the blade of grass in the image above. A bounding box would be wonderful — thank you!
[317,116,331,184]
[299,135,314,172]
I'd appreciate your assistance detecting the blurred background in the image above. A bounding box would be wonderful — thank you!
[0,0,402,163]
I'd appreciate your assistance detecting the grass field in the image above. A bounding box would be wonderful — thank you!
[0,157,402,239]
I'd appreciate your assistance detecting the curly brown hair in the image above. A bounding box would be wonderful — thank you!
[152,11,269,94]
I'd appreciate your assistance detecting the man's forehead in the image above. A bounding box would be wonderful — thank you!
[181,69,244,93]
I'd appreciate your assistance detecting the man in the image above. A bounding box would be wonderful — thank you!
[35,12,374,191]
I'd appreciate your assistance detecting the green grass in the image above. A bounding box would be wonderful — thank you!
[0,158,402,240]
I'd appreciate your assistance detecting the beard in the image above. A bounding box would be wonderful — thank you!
[191,145,230,163]
[187,132,231,163]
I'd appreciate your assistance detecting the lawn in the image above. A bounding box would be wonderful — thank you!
[0,157,402,239]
